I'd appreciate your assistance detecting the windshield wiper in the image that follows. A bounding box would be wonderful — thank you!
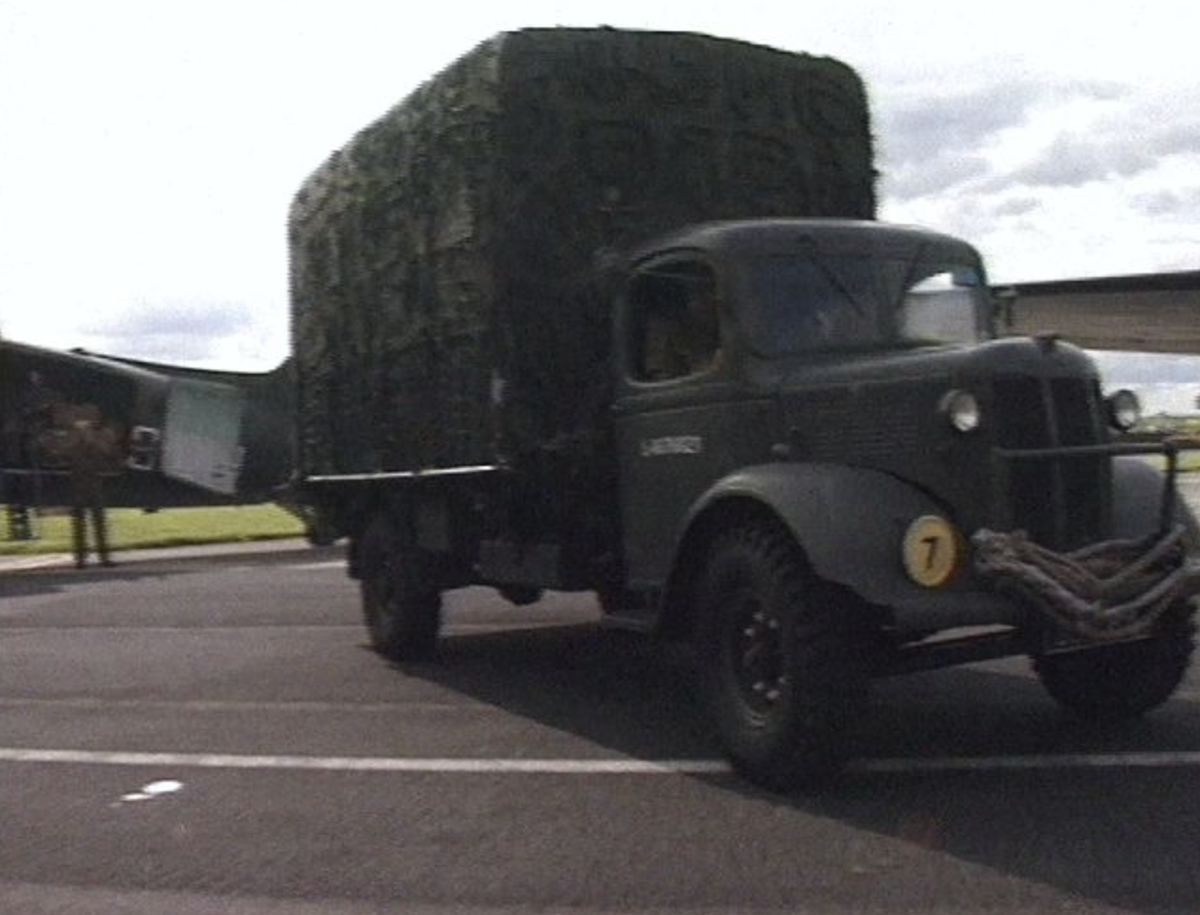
[810,256,868,317]
[892,239,932,312]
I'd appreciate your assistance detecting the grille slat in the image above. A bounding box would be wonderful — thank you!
[993,376,1106,549]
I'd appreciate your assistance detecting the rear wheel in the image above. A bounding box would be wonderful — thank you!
[1033,604,1196,722]
[358,515,441,662]
[696,523,869,791]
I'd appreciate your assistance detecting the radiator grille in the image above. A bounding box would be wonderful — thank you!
[993,376,1106,548]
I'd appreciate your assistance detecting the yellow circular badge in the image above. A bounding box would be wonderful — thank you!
[902,516,961,588]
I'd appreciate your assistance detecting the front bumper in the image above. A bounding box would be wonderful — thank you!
[974,524,1200,641]
[973,438,1200,641]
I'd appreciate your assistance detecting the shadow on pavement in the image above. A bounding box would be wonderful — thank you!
[0,547,323,601]
[0,563,199,599]
[406,621,717,760]
[408,610,1200,914]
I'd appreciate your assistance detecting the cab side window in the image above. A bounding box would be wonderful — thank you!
[629,260,720,383]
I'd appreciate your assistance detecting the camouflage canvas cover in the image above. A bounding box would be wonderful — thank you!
[290,27,875,477]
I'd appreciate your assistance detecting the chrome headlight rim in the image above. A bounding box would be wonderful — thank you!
[940,389,982,434]
[1106,388,1141,432]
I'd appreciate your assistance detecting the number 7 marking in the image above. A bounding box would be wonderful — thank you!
[922,535,941,570]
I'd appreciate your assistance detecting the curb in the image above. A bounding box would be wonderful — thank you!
[0,555,67,573]
[0,538,327,575]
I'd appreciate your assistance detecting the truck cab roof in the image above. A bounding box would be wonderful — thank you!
[627,219,984,272]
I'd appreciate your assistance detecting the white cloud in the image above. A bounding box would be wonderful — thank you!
[71,299,266,365]
[2,0,1199,369]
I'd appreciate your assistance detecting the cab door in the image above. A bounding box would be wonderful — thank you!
[612,254,768,589]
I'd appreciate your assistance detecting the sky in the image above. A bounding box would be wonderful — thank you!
[1,1,1198,406]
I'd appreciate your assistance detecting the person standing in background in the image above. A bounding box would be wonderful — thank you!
[64,405,120,568]
[8,371,65,527]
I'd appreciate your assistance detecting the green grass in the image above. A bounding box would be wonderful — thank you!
[1138,452,1200,473]
[0,504,306,555]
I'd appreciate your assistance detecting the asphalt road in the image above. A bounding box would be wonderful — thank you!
[4,531,1200,913]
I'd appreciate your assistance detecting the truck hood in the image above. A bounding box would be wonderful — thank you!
[764,336,1099,393]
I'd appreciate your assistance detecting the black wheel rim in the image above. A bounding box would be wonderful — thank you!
[726,585,786,718]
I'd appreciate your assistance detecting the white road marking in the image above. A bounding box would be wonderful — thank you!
[280,561,345,571]
[0,697,483,713]
[857,751,1200,773]
[4,747,1200,775]
[0,625,364,635]
[0,748,730,774]
[119,779,184,802]
[1,622,579,635]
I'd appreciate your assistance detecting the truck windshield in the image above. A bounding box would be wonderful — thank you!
[741,254,989,356]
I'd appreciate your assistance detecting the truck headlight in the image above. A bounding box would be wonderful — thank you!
[1106,389,1140,432]
[940,389,981,433]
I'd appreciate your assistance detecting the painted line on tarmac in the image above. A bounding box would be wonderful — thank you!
[5,747,1200,775]
[283,560,346,571]
[0,625,364,634]
[857,751,1200,773]
[0,748,730,775]
[0,622,579,635]
[0,697,488,713]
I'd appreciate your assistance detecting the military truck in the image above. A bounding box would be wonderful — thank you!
[291,28,1200,789]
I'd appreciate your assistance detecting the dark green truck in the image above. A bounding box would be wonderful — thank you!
[291,28,1200,789]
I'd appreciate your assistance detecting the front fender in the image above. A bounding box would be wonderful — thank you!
[685,462,948,608]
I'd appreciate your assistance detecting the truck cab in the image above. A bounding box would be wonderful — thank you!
[615,219,993,595]
[608,219,1199,787]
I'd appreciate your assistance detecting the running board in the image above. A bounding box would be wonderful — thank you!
[880,629,1026,676]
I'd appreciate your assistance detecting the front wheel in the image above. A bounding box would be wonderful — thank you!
[358,515,442,662]
[1032,603,1196,722]
[696,523,869,791]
